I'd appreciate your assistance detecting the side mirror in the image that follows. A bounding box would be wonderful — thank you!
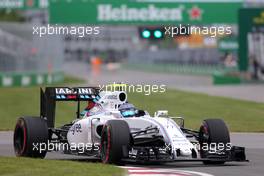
[154,110,168,117]
[170,117,185,128]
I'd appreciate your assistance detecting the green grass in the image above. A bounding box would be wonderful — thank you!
[0,157,123,176]
[63,75,86,85]
[0,85,263,132]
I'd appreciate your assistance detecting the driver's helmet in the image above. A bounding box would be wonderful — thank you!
[119,103,136,118]
[87,103,103,116]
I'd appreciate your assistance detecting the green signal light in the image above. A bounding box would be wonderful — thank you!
[142,30,151,38]
[154,30,162,38]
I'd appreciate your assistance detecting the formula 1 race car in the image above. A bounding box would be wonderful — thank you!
[13,87,247,164]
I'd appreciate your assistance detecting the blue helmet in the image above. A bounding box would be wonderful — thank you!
[119,103,136,118]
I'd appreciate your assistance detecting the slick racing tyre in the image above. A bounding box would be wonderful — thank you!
[100,120,130,164]
[199,119,230,165]
[13,117,48,158]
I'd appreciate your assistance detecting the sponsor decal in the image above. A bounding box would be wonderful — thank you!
[50,1,242,24]
[47,75,52,84]
[39,0,48,8]
[26,0,34,7]
[107,95,118,100]
[97,4,183,22]
[188,6,203,20]
[0,0,23,8]
[2,76,13,87]
[21,76,31,86]
[37,75,44,84]
[70,123,82,135]
[55,88,94,95]
[253,11,264,25]
[0,0,48,9]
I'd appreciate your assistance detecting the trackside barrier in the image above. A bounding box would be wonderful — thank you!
[0,72,64,87]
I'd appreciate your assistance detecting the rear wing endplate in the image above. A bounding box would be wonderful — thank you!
[40,87,100,128]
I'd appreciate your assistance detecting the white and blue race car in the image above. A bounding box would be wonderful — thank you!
[13,87,247,164]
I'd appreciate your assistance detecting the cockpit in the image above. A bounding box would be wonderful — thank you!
[119,103,147,118]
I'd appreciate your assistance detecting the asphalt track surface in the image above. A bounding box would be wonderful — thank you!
[1,132,264,176]
[64,62,264,103]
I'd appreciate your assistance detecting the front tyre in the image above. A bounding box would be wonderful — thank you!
[199,119,230,165]
[100,120,130,164]
[13,117,48,158]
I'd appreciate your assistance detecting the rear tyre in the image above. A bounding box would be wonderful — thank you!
[199,119,230,165]
[100,120,130,164]
[13,117,48,158]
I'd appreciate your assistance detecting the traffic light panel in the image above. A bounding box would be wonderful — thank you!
[139,27,164,40]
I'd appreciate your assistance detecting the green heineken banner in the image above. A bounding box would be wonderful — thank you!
[0,0,48,9]
[49,0,242,24]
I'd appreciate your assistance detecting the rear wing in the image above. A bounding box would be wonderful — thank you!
[40,87,100,128]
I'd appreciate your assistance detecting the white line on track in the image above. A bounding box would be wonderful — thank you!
[120,166,214,176]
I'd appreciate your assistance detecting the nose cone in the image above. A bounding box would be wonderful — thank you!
[180,148,192,156]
